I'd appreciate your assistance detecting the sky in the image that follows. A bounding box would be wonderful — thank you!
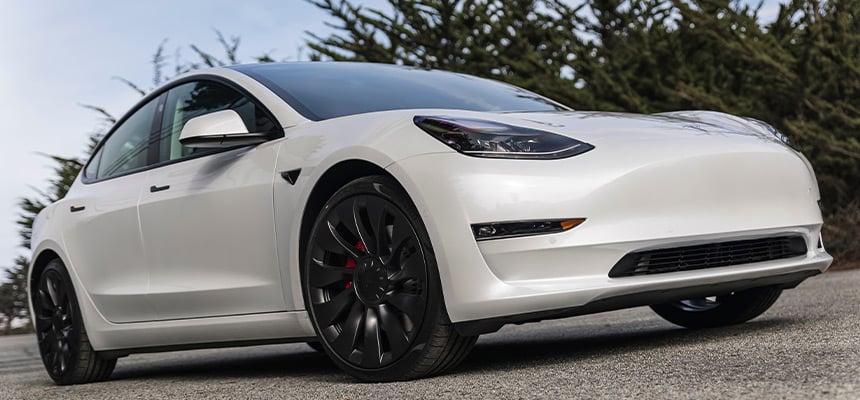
[0,0,782,272]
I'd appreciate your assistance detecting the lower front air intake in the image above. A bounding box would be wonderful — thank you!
[609,236,808,277]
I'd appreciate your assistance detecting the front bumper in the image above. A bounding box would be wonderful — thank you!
[386,147,832,327]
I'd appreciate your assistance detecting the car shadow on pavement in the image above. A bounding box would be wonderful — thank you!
[106,317,800,383]
[110,347,339,382]
[455,318,800,376]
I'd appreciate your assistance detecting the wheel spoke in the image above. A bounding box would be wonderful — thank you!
[41,329,56,348]
[330,302,365,356]
[37,289,54,312]
[375,206,393,258]
[61,314,72,329]
[390,246,423,282]
[333,200,361,243]
[57,284,70,310]
[362,307,383,367]
[386,292,424,326]
[35,316,52,333]
[45,275,59,308]
[50,349,58,374]
[389,217,414,254]
[58,342,69,373]
[309,259,354,288]
[378,304,410,355]
[314,289,356,327]
[352,199,378,255]
[326,221,362,260]
[364,198,387,255]
[61,325,73,339]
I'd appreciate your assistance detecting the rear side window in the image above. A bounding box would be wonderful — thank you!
[157,80,277,162]
[96,99,159,179]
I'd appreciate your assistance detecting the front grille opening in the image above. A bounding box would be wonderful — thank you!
[609,236,808,278]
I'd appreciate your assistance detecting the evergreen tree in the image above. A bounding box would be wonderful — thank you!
[0,257,29,335]
[772,0,860,211]
[306,0,592,104]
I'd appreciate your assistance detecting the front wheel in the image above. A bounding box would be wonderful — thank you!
[33,259,117,385]
[650,286,783,329]
[302,175,477,381]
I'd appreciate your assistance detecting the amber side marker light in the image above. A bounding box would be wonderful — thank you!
[472,218,586,241]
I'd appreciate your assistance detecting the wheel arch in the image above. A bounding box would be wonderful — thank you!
[27,244,71,330]
[298,159,400,270]
[27,242,109,347]
[30,248,62,290]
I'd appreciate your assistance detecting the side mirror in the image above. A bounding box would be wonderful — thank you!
[179,110,269,149]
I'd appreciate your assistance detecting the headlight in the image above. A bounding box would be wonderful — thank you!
[413,116,594,159]
[743,117,791,146]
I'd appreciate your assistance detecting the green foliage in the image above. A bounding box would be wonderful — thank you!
[308,0,860,266]
[305,0,587,102]
[15,155,84,250]
[823,202,860,270]
[0,257,30,335]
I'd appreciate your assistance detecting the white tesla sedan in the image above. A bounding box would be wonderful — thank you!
[29,62,832,384]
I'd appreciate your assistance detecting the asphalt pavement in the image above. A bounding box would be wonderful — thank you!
[1,269,858,399]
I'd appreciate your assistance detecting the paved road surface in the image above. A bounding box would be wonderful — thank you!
[1,270,858,399]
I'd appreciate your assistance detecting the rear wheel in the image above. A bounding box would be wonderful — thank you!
[302,175,476,381]
[650,286,783,329]
[33,259,117,385]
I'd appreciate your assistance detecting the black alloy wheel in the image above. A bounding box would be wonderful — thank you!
[650,286,784,329]
[33,259,116,385]
[35,267,76,377]
[303,175,476,381]
[307,190,428,367]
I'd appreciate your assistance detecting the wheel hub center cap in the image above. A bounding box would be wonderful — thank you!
[353,257,388,305]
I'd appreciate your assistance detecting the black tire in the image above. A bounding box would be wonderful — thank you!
[32,259,117,385]
[306,341,324,353]
[650,286,783,329]
[302,175,477,382]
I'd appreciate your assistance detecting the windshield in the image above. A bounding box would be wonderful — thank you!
[230,62,569,121]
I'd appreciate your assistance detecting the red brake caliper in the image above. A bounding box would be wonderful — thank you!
[344,241,366,288]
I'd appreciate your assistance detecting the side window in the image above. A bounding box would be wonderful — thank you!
[83,147,102,180]
[97,99,159,179]
[158,80,276,162]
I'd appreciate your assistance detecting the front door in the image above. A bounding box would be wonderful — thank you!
[137,79,286,320]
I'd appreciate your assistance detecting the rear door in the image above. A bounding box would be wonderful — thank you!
[137,79,287,320]
[62,96,161,322]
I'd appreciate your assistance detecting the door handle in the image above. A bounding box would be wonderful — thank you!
[150,184,171,193]
[70,205,86,213]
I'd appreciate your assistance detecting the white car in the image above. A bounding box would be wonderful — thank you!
[29,62,832,384]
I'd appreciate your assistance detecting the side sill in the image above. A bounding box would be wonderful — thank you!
[101,336,317,359]
[453,269,820,336]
